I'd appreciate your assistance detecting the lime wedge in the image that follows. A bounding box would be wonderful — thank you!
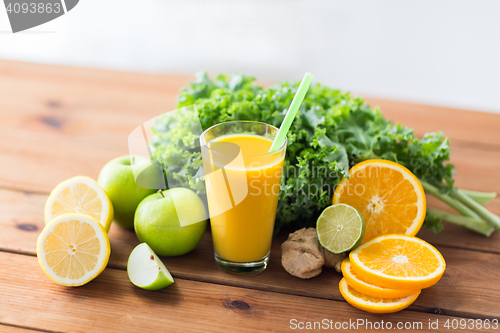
[127,243,174,290]
[316,203,365,254]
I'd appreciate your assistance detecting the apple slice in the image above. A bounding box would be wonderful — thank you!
[127,243,174,290]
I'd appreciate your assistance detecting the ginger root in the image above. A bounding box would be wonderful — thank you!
[281,228,324,279]
[322,247,346,273]
[281,227,347,279]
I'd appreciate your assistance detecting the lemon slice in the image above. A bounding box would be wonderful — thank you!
[37,213,111,286]
[44,176,114,232]
[339,278,420,313]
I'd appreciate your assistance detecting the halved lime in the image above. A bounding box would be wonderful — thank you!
[316,203,365,254]
[127,243,174,290]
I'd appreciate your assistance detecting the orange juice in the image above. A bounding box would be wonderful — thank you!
[204,133,285,263]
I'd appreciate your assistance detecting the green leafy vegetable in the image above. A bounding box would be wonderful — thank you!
[151,72,499,236]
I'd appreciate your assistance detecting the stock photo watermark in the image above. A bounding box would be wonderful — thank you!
[3,0,79,33]
[289,318,500,330]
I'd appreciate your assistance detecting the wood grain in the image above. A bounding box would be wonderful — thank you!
[0,251,491,333]
[0,130,124,194]
[364,97,500,149]
[0,60,188,150]
[449,144,500,193]
[0,325,43,333]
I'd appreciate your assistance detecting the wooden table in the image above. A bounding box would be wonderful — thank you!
[1,60,499,332]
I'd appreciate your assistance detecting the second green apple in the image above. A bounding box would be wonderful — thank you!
[98,155,156,229]
[134,188,207,257]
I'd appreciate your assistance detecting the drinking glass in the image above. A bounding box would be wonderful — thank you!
[200,121,286,274]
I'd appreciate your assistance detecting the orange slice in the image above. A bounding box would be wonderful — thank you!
[341,258,419,298]
[339,278,420,313]
[349,234,446,290]
[37,213,111,286]
[333,159,425,242]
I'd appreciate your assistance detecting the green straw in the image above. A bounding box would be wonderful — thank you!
[269,72,314,152]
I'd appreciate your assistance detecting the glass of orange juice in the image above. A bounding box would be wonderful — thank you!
[200,121,286,275]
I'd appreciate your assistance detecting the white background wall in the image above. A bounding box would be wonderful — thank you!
[1,0,499,113]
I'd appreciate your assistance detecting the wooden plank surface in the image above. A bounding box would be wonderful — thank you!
[1,59,500,332]
[0,251,490,333]
[0,60,185,149]
[0,325,43,333]
[364,97,500,149]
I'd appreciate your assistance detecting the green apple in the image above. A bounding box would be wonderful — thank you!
[134,188,207,257]
[127,243,174,290]
[98,155,156,229]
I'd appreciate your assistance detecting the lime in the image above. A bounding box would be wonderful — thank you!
[316,203,365,254]
[127,243,174,290]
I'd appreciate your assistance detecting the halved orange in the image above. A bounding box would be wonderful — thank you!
[333,159,425,242]
[339,278,420,313]
[349,234,446,290]
[341,258,420,298]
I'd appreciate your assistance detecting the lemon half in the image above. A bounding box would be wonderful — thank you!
[37,213,111,287]
[44,176,114,232]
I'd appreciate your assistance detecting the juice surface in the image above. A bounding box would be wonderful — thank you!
[205,134,284,262]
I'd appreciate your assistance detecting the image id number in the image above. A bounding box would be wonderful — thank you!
[6,2,61,14]
[444,318,499,330]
